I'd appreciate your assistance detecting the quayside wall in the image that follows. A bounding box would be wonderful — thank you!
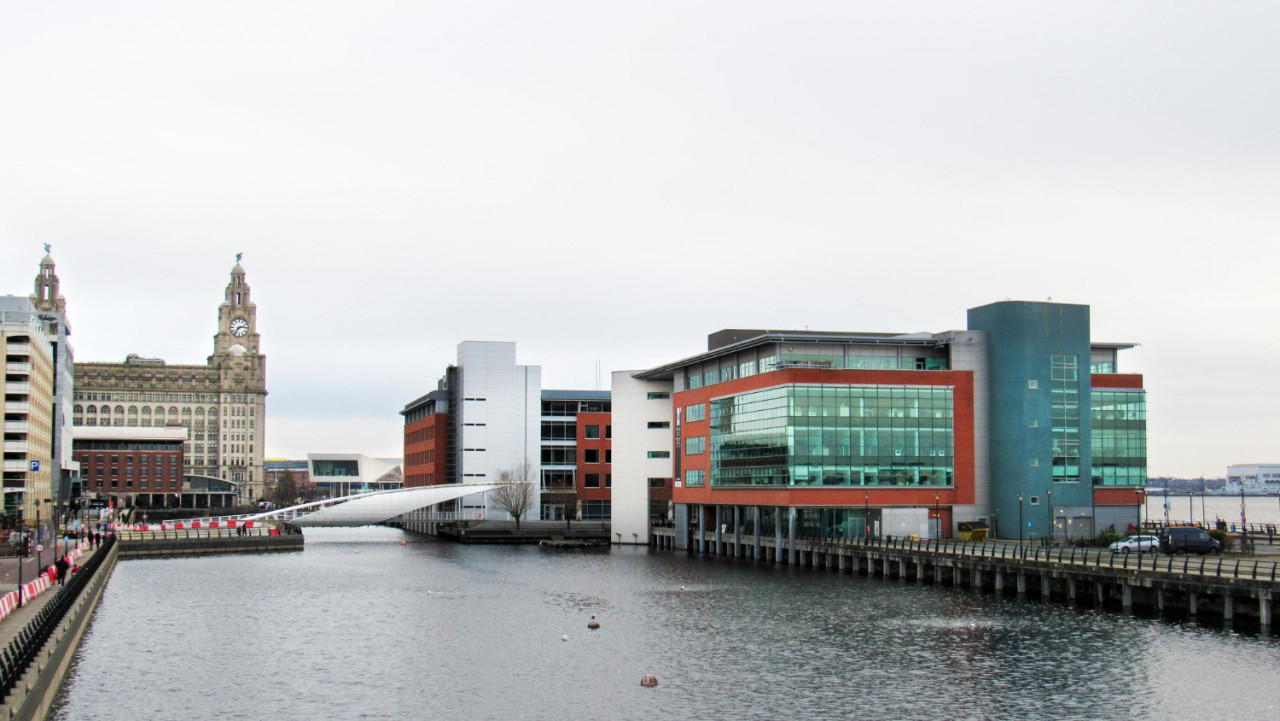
[652,527,1279,629]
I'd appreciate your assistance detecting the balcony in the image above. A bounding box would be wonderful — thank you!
[3,441,27,453]
[2,460,29,473]
[4,403,29,414]
[5,363,30,375]
[3,421,29,433]
[5,383,30,395]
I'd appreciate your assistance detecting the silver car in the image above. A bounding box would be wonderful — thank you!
[1109,534,1159,554]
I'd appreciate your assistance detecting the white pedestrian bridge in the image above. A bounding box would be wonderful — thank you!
[153,485,496,529]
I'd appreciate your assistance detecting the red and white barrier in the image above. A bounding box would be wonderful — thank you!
[0,540,95,624]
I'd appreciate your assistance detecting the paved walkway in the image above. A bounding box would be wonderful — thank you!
[0,544,103,651]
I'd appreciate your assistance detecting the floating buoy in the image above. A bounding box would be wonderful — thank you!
[587,614,600,630]
[640,675,659,687]
[401,540,407,546]
[561,635,569,642]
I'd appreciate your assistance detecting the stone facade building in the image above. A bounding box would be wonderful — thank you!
[72,260,267,503]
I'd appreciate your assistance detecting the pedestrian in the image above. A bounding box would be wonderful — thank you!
[55,556,69,586]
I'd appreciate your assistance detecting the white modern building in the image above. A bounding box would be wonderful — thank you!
[1226,464,1280,495]
[609,371,673,545]
[1,311,56,523]
[0,250,77,516]
[401,341,614,522]
[308,453,404,497]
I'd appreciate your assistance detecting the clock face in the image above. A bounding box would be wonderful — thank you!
[230,317,250,337]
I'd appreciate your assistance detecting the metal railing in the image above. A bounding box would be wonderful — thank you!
[114,527,299,541]
[0,536,116,702]
[793,535,1280,582]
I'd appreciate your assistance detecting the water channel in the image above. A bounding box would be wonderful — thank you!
[53,527,1280,720]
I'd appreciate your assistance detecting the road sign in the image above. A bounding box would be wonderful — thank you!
[29,460,39,472]
[35,544,43,552]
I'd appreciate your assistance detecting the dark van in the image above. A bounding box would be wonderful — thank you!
[1158,527,1221,555]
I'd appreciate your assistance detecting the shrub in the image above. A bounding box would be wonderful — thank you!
[1207,528,1232,551]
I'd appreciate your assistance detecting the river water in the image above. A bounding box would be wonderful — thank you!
[52,527,1280,721]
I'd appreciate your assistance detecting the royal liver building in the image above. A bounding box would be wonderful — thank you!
[73,259,268,503]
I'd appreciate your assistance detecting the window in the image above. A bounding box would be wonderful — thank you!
[647,391,670,400]
[584,449,601,464]
[648,477,669,488]
[584,425,601,440]
[605,450,612,464]
[647,451,670,459]
[685,469,706,487]
[739,360,757,378]
[1027,379,1039,390]
[584,473,601,488]
[685,403,706,422]
[605,425,611,439]
[541,447,576,465]
[605,474,611,488]
[648,421,670,429]
[685,436,706,455]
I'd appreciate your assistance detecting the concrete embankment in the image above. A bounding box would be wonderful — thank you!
[117,534,303,558]
[2,542,119,721]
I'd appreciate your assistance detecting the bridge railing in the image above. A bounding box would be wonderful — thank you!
[779,535,1280,583]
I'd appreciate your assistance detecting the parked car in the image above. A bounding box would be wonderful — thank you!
[1109,534,1158,554]
[1158,527,1221,555]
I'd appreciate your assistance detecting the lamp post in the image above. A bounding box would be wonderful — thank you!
[1200,481,1207,526]
[934,492,940,540]
[864,492,870,541]
[1240,482,1248,554]
[1189,491,1195,526]
[1135,488,1144,567]
[1045,488,1053,546]
[1018,493,1024,546]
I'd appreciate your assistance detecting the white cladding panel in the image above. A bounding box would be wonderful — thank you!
[947,330,990,522]
[455,341,542,519]
[610,371,673,544]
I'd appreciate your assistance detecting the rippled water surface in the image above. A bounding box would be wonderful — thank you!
[53,527,1280,720]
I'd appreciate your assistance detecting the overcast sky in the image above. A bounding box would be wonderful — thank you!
[2,2,1277,476]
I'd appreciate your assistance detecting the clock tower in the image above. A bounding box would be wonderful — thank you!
[209,256,268,502]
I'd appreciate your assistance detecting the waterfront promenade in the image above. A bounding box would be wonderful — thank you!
[654,527,1280,627]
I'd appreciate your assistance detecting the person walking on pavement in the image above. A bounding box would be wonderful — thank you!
[55,556,69,586]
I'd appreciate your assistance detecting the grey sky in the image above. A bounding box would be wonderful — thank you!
[2,2,1277,476]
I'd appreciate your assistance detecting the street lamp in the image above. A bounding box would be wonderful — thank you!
[864,492,870,541]
[1135,488,1144,567]
[1189,491,1195,526]
[934,492,940,540]
[1045,488,1053,546]
[1018,493,1024,546]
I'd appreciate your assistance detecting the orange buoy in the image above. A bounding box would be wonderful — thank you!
[587,614,600,630]
[640,675,659,687]
[401,540,407,546]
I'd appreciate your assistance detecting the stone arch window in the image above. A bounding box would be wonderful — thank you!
[114,405,124,415]
[169,406,179,416]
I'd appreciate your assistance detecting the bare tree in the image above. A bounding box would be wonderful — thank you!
[548,484,580,531]
[490,462,536,530]
[272,470,299,507]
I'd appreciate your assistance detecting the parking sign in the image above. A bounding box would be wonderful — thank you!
[29,460,39,472]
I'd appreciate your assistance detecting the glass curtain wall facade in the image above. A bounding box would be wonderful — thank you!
[710,384,954,487]
[1091,389,1147,486]
[1050,353,1080,483]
